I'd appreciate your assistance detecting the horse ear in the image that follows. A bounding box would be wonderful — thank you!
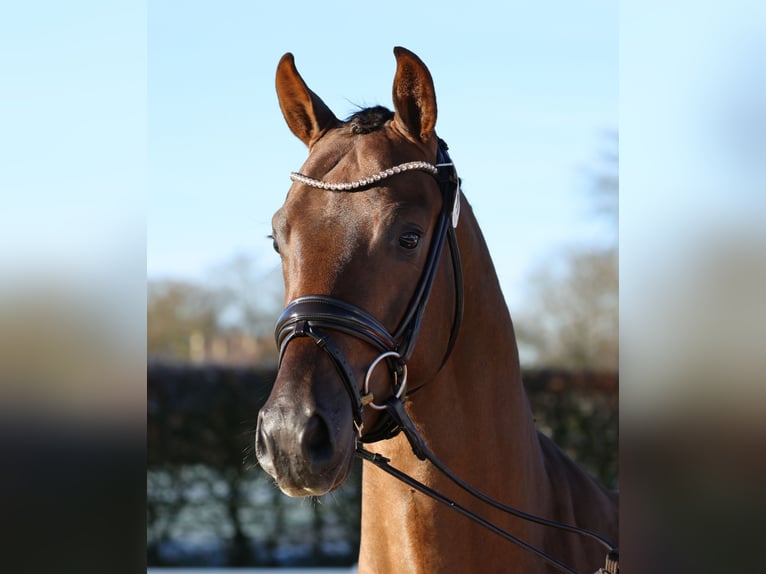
[275,53,339,147]
[391,47,437,143]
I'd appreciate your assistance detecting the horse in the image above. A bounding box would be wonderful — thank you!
[255,47,618,574]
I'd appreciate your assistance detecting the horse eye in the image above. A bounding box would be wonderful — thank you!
[268,234,280,254]
[399,232,421,250]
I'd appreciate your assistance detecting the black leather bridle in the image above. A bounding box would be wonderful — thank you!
[274,138,463,441]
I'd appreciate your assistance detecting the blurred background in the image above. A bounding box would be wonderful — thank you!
[3,1,764,573]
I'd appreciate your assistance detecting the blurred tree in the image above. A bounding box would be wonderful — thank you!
[516,131,618,371]
[148,255,283,365]
[516,248,618,370]
[588,130,619,231]
[148,280,229,361]
[206,254,284,339]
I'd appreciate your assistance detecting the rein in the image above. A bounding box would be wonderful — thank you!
[357,398,620,574]
[273,138,618,574]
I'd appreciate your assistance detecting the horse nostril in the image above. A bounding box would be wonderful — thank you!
[256,424,268,455]
[302,414,334,465]
[255,417,276,473]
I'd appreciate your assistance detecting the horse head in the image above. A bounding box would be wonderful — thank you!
[255,48,460,496]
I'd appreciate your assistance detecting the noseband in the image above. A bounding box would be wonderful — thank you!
[274,139,463,440]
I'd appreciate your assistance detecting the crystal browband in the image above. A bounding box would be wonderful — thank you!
[289,161,439,191]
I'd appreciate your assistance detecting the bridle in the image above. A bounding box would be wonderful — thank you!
[272,138,619,574]
[275,138,463,442]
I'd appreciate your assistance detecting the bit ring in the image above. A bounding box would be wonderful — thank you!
[363,351,408,411]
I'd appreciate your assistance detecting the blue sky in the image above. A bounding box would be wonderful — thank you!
[146,0,617,311]
[5,0,761,336]
[1,3,145,277]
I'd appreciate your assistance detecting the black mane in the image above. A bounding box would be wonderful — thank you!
[347,106,394,134]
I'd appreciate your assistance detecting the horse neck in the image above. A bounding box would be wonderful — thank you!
[360,199,551,569]
[402,196,544,485]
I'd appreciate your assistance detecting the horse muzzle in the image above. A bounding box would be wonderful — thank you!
[255,398,354,497]
[255,340,359,496]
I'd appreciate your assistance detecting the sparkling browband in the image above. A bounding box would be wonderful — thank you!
[290,161,439,191]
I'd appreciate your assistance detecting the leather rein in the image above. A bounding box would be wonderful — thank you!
[273,138,619,574]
